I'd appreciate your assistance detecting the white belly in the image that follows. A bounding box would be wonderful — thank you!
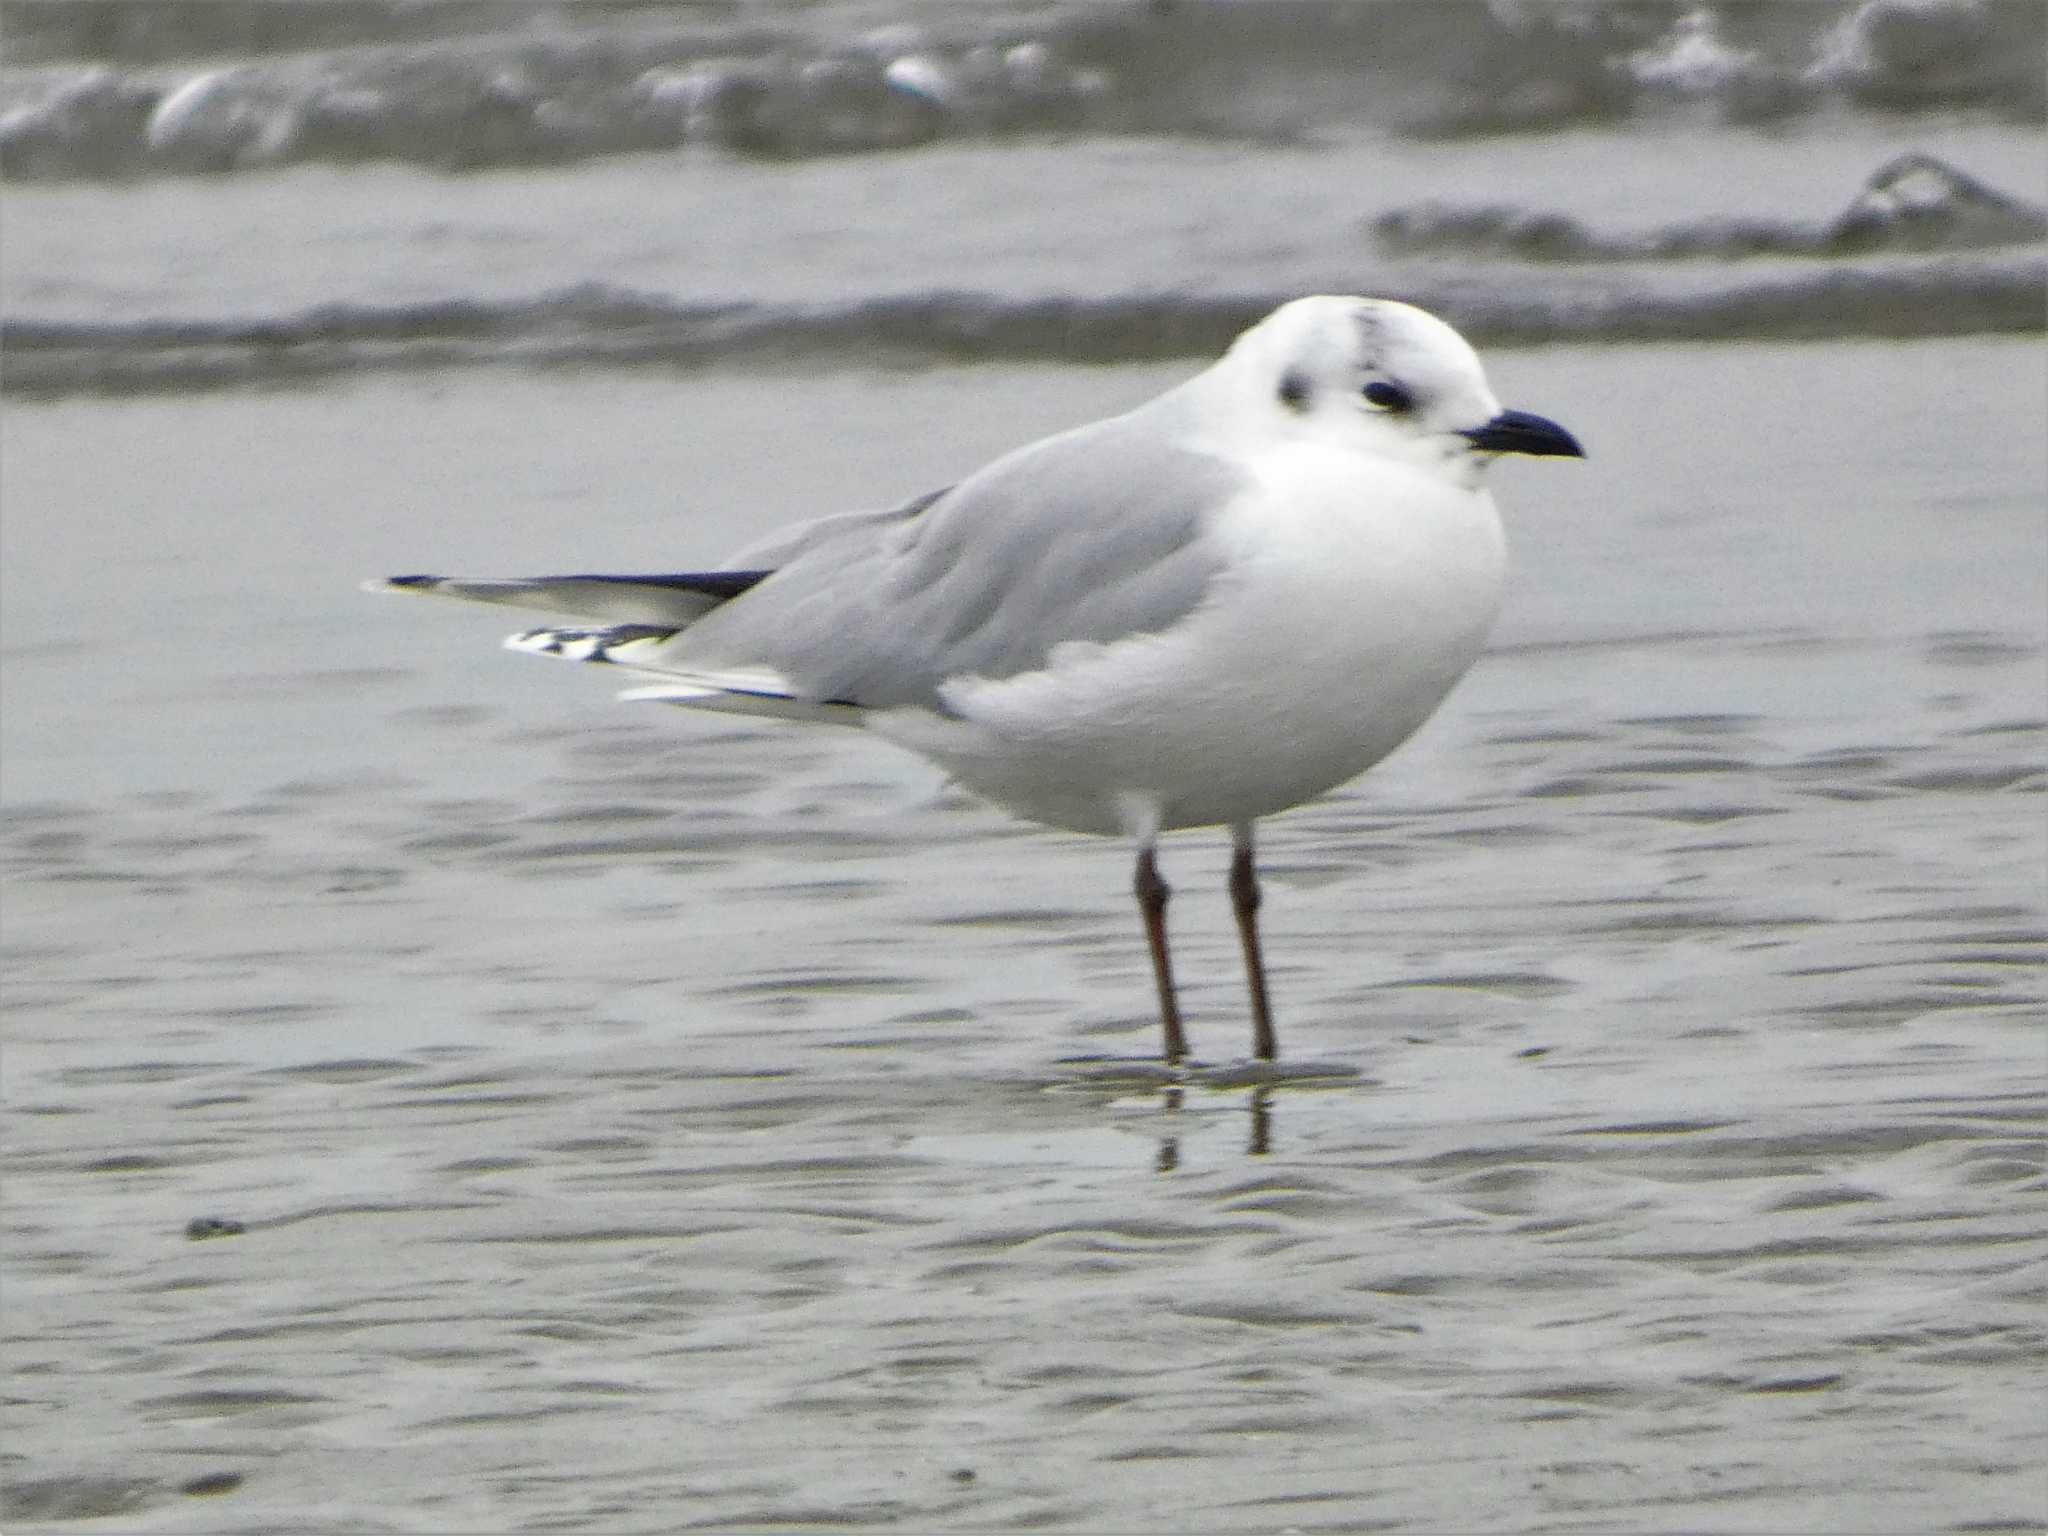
[871,450,1507,837]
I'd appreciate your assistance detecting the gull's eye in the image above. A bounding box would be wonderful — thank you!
[1362,380,1413,413]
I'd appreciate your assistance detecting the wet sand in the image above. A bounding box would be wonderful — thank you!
[3,340,2045,1532]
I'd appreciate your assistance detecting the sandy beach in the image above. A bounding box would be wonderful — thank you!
[5,335,2044,1531]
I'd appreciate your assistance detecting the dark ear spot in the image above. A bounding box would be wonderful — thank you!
[1278,371,1312,411]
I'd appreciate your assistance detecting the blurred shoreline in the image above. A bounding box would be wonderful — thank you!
[5,1,2042,181]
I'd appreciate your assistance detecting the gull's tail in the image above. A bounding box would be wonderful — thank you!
[365,568,853,722]
[364,570,771,625]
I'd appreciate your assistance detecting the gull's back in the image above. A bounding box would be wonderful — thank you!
[658,401,1245,711]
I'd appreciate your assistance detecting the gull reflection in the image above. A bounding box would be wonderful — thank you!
[1153,1082,1276,1171]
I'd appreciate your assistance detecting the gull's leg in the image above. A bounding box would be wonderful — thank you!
[1229,822,1277,1061]
[1134,843,1188,1063]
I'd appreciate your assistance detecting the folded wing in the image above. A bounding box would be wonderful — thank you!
[371,407,1242,721]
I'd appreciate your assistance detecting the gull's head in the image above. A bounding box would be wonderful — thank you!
[1211,296,1583,482]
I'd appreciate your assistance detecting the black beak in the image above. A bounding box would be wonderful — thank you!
[1460,409,1584,458]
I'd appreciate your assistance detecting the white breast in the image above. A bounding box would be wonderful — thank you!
[871,437,1506,838]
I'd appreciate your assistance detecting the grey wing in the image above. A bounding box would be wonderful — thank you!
[716,488,948,569]
[659,412,1245,709]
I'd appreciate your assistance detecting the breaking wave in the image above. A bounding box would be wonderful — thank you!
[1373,151,2048,261]
[3,0,2042,182]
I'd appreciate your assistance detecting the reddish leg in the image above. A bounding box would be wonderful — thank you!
[1230,823,1277,1061]
[1134,845,1187,1063]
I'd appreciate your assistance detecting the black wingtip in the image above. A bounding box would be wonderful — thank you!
[383,574,443,589]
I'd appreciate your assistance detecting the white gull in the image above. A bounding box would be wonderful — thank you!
[371,296,1583,1063]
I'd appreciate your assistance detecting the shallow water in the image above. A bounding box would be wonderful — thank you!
[4,335,2044,1532]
